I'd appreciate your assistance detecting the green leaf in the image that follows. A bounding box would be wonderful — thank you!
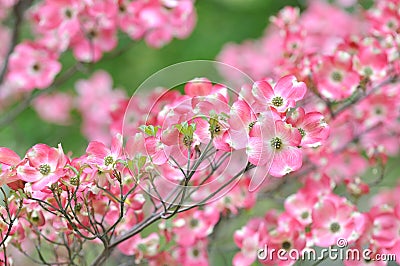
[175,121,196,136]
[137,155,147,169]
[139,125,159,136]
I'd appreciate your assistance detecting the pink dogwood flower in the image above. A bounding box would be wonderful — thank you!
[233,218,268,266]
[32,92,73,125]
[252,75,307,113]
[312,193,364,247]
[86,133,124,171]
[7,41,61,91]
[286,107,330,147]
[0,147,24,188]
[312,52,360,100]
[17,144,67,191]
[228,100,257,150]
[247,117,302,177]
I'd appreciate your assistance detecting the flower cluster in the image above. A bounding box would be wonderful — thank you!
[218,0,398,98]
[222,0,400,265]
[217,1,400,184]
[0,0,196,100]
[233,175,400,266]
[0,74,329,264]
[0,135,146,264]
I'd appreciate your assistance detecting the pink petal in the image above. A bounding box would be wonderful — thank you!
[0,147,21,165]
[269,146,302,177]
[230,100,252,130]
[111,133,123,157]
[247,137,271,166]
[26,144,59,169]
[145,137,170,165]
[17,165,42,182]
[125,133,146,159]
[233,252,256,266]
[276,75,307,101]
[184,78,213,97]
[228,128,249,150]
[86,141,109,159]
[286,107,306,126]
[252,80,274,103]
[312,198,337,227]
[31,172,61,191]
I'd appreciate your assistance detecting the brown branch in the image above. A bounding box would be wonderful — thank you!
[332,75,398,118]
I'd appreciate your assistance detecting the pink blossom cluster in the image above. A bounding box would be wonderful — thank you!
[75,70,126,143]
[217,0,400,196]
[221,0,400,265]
[218,0,398,100]
[32,92,74,125]
[28,0,195,59]
[0,136,146,263]
[0,0,196,100]
[0,74,329,264]
[234,175,400,266]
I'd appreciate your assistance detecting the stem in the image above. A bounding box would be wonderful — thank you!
[89,213,162,266]
[90,155,251,266]
[332,75,398,118]
[178,163,255,213]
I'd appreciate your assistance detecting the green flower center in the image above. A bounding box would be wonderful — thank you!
[305,225,311,233]
[70,176,79,186]
[32,63,41,72]
[65,9,72,18]
[364,67,373,77]
[190,219,199,228]
[183,135,193,147]
[298,128,306,137]
[39,164,51,176]
[331,71,343,82]
[118,4,126,13]
[282,241,291,250]
[209,118,222,137]
[387,20,395,29]
[248,121,256,130]
[271,96,284,107]
[192,248,200,257]
[330,222,341,233]
[270,137,283,150]
[104,155,114,166]
[88,29,98,39]
[301,211,309,219]
[214,124,221,134]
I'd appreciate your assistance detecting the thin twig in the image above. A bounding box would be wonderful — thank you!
[332,75,398,118]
